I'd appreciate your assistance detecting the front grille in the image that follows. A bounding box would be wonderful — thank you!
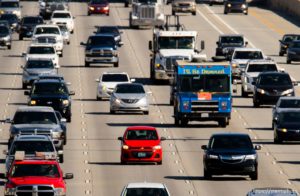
[179,3,190,6]
[131,151,153,158]
[220,155,245,164]
[130,146,152,150]
[16,185,54,196]
[91,49,113,57]
[121,99,139,104]
[191,101,219,112]
[19,130,51,136]
[35,99,61,110]
[140,6,155,19]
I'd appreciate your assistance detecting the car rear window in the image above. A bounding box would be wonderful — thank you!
[29,46,55,54]
[126,130,158,140]
[210,135,253,150]
[26,60,54,69]
[125,188,168,196]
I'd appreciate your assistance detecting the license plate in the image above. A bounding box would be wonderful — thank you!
[137,152,146,158]
[201,113,209,118]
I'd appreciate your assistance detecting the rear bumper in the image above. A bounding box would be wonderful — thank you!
[205,159,256,175]
[177,112,231,121]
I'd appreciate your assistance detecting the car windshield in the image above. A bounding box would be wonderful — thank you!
[91,0,108,4]
[291,42,300,48]
[179,75,230,93]
[97,27,118,34]
[52,13,71,18]
[0,2,19,7]
[210,136,253,150]
[35,27,60,35]
[125,130,158,140]
[26,60,54,69]
[36,37,57,44]
[11,164,60,178]
[32,82,68,95]
[279,112,300,124]
[13,111,58,124]
[158,37,194,49]
[0,14,17,21]
[115,84,145,94]
[88,36,115,46]
[102,74,128,82]
[10,141,55,155]
[23,17,43,24]
[220,36,244,45]
[283,35,300,42]
[247,64,278,72]
[233,51,263,59]
[259,74,291,86]
[125,188,168,196]
[29,46,55,54]
[0,26,9,34]
[279,100,300,108]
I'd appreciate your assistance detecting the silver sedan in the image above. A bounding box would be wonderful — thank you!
[110,83,150,114]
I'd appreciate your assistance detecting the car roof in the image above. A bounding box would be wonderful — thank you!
[34,79,64,84]
[1,0,19,2]
[126,182,166,189]
[283,34,300,37]
[211,132,250,137]
[52,10,71,13]
[15,135,51,141]
[126,126,157,131]
[220,34,243,37]
[116,83,142,87]
[234,48,262,52]
[16,106,54,112]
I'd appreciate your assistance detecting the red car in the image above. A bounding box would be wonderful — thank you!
[88,0,110,16]
[118,126,166,165]
[4,154,73,196]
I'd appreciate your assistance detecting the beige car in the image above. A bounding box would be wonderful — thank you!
[172,0,196,15]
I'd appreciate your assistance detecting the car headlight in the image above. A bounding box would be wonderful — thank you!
[52,131,62,139]
[3,35,10,41]
[4,188,16,196]
[30,100,36,105]
[62,99,69,106]
[227,3,231,7]
[282,89,294,95]
[245,154,256,160]
[153,145,161,150]
[101,85,107,91]
[277,128,287,132]
[55,188,66,196]
[256,88,265,94]
[112,50,118,56]
[122,145,129,150]
[103,6,109,10]
[89,6,95,10]
[241,4,246,8]
[289,51,296,55]
[12,10,19,15]
[208,154,218,159]
[231,63,238,68]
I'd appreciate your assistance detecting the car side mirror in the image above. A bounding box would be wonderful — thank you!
[254,145,261,150]
[148,41,152,50]
[200,40,205,50]
[147,91,152,94]
[160,137,166,141]
[24,91,30,95]
[5,118,12,123]
[69,91,75,96]
[60,118,67,123]
[201,145,207,150]
[20,65,24,69]
[95,78,100,82]
[293,81,299,86]
[80,42,86,46]
[3,149,8,155]
[119,42,124,46]
[64,173,73,179]
[118,137,123,141]
[216,41,219,45]
[130,78,136,82]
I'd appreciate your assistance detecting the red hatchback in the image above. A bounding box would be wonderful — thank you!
[87,0,110,16]
[118,126,166,165]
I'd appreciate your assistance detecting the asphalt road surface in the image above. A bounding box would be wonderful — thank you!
[0,1,299,196]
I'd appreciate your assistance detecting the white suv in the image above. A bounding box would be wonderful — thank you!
[23,43,59,66]
[241,60,282,97]
[51,10,74,34]
[95,72,134,100]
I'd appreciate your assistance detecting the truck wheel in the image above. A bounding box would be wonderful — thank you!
[279,51,284,56]
[180,118,188,127]
[174,116,180,126]
[172,10,175,15]
[204,168,212,179]
[114,61,119,67]
[218,118,226,127]
[250,169,258,180]
[59,154,64,163]
[85,61,90,67]
[192,11,196,16]
[125,2,129,7]
[170,98,174,106]
[241,87,248,97]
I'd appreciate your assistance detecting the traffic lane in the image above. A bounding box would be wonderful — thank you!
[68,3,195,195]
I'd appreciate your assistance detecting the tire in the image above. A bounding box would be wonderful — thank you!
[244,12,248,15]
[250,170,258,180]
[172,10,175,15]
[19,35,23,40]
[7,45,11,50]
[88,12,91,16]
[107,12,109,16]
[22,83,27,89]
[253,99,260,108]
[274,131,283,144]
[125,2,129,7]
[85,61,90,67]
[224,11,228,15]
[241,87,248,97]
[150,62,155,80]
[204,168,212,179]
[157,161,162,165]
[143,111,149,115]
[67,41,70,45]
[121,159,127,165]
[209,2,213,6]
[279,51,284,56]
[170,98,174,106]
[96,96,102,101]
[110,109,115,114]
[218,118,226,128]
[59,154,64,163]
[180,118,188,127]
[287,59,291,64]
[192,11,196,16]
[66,116,71,123]
[113,61,119,67]
[174,116,180,126]
[71,30,74,34]
[59,52,63,57]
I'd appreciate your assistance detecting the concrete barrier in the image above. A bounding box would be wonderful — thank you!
[267,0,300,19]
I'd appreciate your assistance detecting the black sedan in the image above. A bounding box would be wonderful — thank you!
[279,34,300,56]
[273,108,300,144]
[202,133,260,180]
[0,13,18,31]
[18,16,44,40]
[224,0,248,15]
[287,40,300,64]
[94,26,123,45]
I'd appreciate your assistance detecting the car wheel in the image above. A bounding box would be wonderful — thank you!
[107,12,109,16]
[125,2,129,7]
[192,11,196,16]
[279,51,284,56]
[253,99,260,108]
[7,45,11,50]
[204,168,212,179]
[143,111,149,115]
[209,2,213,6]
[172,10,175,15]
[85,61,90,67]
[67,116,71,123]
[71,30,74,34]
[59,52,63,57]
[59,154,64,163]
[287,58,291,64]
[67,41,70,45]
[180,118,188,127]
[121,159,127,165]
[157,161,162,165]
[88,12,91,16]
[250,170,258,180]
[174,116,180,126]
[19,35,23,40]
[224,10,228,14]
[113,61,119,67]
[244,12,248,15]
[110,109,115,114]
[218,118,226,128]
[22,83,27,89]
[274,132,283,144]
[241,86,248,97]
[170,98,174,106]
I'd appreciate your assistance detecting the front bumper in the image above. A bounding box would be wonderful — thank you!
[276,130,300,141]
[110,100,148,112]
[177,112,230,121]
[154,70,174,80]
[85,56,118,64]
[121,149,162,163]
[225,6,248,13]
[131,18,164,27]
[205,159,256,175]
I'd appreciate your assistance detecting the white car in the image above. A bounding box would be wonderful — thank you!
[241,60,282,97]
[96,72,134,100]
[51,10,74,34]
[58,25,70,45]
[120,182,170,196]
[230,48,265,80]
[23,44,59,66]
[33,34,64,57]
[32,24,64,46]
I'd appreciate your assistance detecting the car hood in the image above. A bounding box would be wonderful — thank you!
[12,124,60,130]
[159,49,193,58]
[209,149,255,155]
[245,72,260,78]
[25,68,56,75]
[124,140,160,147]
[9,176,64,187]
[114,93,146,100]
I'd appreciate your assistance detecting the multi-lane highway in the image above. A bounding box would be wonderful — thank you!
[0,1,299,195]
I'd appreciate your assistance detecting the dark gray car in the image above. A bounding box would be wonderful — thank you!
[287,40,300,64]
